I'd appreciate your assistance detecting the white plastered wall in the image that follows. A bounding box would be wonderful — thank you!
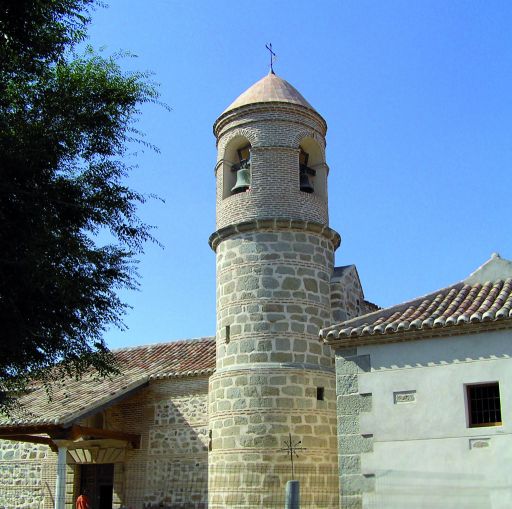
[357,329,512,509]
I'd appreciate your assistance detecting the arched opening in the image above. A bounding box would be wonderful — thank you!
[299,147,315,193]
[221,136,252,199]
[298,137,327,199]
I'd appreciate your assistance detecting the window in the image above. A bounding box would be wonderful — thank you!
[222,138,251,199]
[230,145,251,195]
[316,387,325,401]
[299,147,316,193]
[467,382,502,427]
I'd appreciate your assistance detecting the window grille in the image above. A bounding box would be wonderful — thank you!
[467,382,502,427]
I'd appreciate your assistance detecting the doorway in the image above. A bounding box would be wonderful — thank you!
[80,464,114,509]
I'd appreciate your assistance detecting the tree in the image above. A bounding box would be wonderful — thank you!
[0,0,162,411]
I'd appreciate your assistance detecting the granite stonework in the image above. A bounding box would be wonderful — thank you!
[330,265,375,323]
[0,441,55,509]
[335,349,374,509]
[215,229,336,369]
[109,377,209,509]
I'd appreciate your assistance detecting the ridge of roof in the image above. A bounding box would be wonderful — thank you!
[110,336,215,353]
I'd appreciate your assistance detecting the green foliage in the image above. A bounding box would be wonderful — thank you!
[0,0,163,411]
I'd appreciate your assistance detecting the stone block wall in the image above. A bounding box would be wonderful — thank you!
[331,266,374,323]
[0,440,56,509]
[215,228,337,369]
[209,366,337,458]
[210,224,340,507]
[335,348,374,509]
[106,376,209,509]
[208,366,339,508]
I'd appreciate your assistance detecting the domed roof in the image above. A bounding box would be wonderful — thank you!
[222,72,317,114]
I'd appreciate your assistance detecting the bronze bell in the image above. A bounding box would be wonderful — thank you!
[300,172,314,193]
[231,167,250,194]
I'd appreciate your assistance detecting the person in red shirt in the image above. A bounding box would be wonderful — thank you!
[76,490,91,509]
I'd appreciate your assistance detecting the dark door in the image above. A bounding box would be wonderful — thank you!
[80,464,114,509]
[99,484,113,509]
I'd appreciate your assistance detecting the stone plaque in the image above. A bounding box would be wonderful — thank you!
[469,438,490,449]
[393,390,416,404]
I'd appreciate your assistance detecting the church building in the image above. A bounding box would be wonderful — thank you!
[0,72,510,509]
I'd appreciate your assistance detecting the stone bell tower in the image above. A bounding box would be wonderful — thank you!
[208,71,340,508]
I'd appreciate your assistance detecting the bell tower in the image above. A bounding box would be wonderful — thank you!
[208,71,340,508]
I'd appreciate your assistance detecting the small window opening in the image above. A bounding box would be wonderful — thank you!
[230,145,251,195]
[225,325,230,344]
[208,430,213,451]
[316,387,325,401]
[299,147,316,194]
[467,382,502,427]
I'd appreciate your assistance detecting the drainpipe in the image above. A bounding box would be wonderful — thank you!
[54,446,67,509]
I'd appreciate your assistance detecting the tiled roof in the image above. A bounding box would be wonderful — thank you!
[222,72,316,114]
[321,255,512,345]
[0,337,216,428]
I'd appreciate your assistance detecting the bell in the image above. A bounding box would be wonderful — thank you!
[231,167,250,194]
[300,172,314,193]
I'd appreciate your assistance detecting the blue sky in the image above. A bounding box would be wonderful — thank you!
[85,1,512,349]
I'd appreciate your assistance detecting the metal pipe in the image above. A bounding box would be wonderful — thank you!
[285,480,300,509]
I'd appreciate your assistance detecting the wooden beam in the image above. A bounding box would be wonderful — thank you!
[67,425,141,449]
[1,434,58,452]
[0,423,140,449]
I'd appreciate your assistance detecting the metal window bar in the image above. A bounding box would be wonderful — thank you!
[468,383,501,426]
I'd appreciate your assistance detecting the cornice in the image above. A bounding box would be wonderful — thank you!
[213,102,327,138]
[209,218,341,251]
[323,318,512,349]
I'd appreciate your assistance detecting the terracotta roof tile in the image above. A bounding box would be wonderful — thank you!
[1,337,215,428]
[322,279,512,344]
[321,255,512,345]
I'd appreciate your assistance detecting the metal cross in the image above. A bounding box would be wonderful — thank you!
[281,433,306,479]
[265,43,276,74]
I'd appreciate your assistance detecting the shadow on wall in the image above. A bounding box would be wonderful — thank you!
[363,468,510,509]
[114,384,209,509]
[366,330,512,371]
